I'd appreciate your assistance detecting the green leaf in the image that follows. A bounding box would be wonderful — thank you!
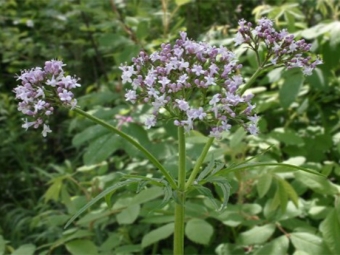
[238,224,275,245]
[197,158,215,182]
[290,232,331,255]
[175,0,191,6]
[130,186,164,205]
[0,235,4,255]
[185,219,214,245]
[64,179,138,228]
[206,176,231,210]
[65,239,98,255]
[277,177,299,208]
[11,244,36,255]
[320,209,340,254]
[193,185,219,209]
[254,235,289,255]
[257,174,272,198]
[44,178,63,202]
[83,133,122,165]
[294,171,337,195]
[279,69,304,108]
[116,204,140,225]
[141,223,174,248]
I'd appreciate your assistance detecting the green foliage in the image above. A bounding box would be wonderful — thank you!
[1,0,340,254]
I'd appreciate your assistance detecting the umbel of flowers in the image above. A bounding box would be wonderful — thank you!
[120,31,259,138]
[235,18,322,74]
[13,60,80,136]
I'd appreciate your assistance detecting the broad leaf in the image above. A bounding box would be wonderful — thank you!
[254,235,289,255]
[185,219,214,245]
[320,209,340,254]
[279,69,304,108]
[290,232,331,255]
[141,223,174,248]
[65,239,98,255]
[238,224,275,245]
[11,244,35,255]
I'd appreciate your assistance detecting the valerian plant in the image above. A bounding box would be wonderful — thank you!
[14,18,322,255]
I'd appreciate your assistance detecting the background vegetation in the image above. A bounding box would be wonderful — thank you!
[0,0,339,254]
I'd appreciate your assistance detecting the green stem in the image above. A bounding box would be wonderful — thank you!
[174,127,186,255]
[72,107,177,190]
[185,137,214,190]
[239,67,263,95]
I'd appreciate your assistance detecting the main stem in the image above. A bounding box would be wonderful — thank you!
[174,126,186,255]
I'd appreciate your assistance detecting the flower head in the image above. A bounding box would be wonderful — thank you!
[235,17,322,74]
[14,59,81,136]
[120,32,258,138]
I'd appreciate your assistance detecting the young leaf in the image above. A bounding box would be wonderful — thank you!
[193,185,219,209]
[197,158,215,182]
[257,174,272,198]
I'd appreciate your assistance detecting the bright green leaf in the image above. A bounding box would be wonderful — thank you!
[141,223,174,248]
[44,178,63,202]
[238,224,275,245]
[185,219,214,245]
[175,0,191,6]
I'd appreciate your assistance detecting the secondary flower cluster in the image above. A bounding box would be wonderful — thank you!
[14,60,80,136]
[120,32,259,138]
[235,18,322,75]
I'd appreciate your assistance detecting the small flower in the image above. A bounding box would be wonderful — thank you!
[42,124,52,137]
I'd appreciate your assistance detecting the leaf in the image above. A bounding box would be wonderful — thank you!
[175,0,191,6]
[279,69,304,108]
[219,162,324,176]
[116,204,140,225]
[257,174,272,198]
[65,239,98,255]
[130,186,164,205]
[83,133,122,165]
[141,223,174,248]
[197,158,215,182]
[294,171,338,195]
[185,219,214,245]
[11,244,35,255]
[64,179,138,228]
[206,176,231,210]
[254,235,289,255]
[277,177,299,208]
[0,235,4,255]
[44,178,63,202]
[290,232,331,255]
[193,185,218,209]
[320,209,340,254]
[238,224,276,245]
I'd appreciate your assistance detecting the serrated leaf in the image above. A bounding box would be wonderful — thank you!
[197,158,215,182]
[290,232,331,255]
[64,179,138,228]
[257,174,272,198]
[65,239,98,255]
[238,224,275,245]
[193,185,218,209]
[141,223,174,248]
[185,219,214,245]
[320,209,340,254]
[159,184,173,208]
[206,176,231,210]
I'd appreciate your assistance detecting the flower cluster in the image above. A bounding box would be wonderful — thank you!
[14,60,80,136]
[235,18,322,75]
[120,32,259,138]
